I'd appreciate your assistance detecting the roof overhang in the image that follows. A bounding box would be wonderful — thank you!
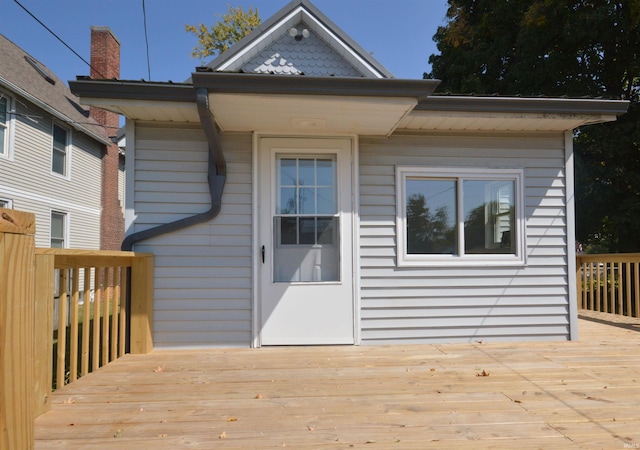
[399,96,630,132]
[69,74,629,135]
[70,73,441,136]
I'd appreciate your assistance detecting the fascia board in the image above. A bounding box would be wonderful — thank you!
[417,96,630,116]
[191,72,440,99]
[70,79,195,103]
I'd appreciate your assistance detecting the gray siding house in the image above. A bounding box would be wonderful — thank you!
[0,29,124,250]
[71,0,628,348]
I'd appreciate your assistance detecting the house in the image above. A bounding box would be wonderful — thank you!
[70,0,628,348]
[0,27,124,250]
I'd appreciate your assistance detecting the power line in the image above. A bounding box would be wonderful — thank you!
[142,0,151,80]
[12,0,106,79]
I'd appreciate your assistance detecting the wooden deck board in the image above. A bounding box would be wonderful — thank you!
[35,311,640,448]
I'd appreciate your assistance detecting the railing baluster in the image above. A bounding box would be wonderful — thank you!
[596,261,601,312]
[111,268,121,361]
[118,267,127,357]
[69,267,80,383]
[616,262,622,315]
[92,268,102,372]
[81,267,91,376]
[635,263,640,318]
[102,269,111,367]
[626,262,632,317]
[602,262,608,313]
[56,269,68,389]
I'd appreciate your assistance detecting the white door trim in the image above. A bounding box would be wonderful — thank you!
[251,133,360,347]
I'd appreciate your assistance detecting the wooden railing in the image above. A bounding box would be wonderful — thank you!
[34,249,154,395]
[0,209,154,449]
[576,253,640,318]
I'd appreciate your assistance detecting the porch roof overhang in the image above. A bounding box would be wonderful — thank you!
[69,73,629,135]
[70,73,439,136]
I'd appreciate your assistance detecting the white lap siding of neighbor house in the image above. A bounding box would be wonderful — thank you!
[0,99,102,249]
[358,133,571,344]
[130,122,253,348]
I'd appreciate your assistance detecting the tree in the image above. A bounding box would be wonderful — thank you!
[426,0,640,252]
[185,4,261,62]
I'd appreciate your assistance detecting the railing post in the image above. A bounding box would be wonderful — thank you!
[0,209,36,450]
[129,254,154,354]
[34,253,54,416]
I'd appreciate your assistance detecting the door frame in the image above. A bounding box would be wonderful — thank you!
[251,133,360,347]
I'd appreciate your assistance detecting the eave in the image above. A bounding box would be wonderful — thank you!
[398,95,630,132]
[69,75,629,135]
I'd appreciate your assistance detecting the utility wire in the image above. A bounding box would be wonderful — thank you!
[142,0,151,80]
[12,0,106,79]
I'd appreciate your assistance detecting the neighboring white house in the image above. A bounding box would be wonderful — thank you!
[70,0,628,348]
[0,29,125,250]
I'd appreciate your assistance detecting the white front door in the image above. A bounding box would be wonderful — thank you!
[258,137,355,345]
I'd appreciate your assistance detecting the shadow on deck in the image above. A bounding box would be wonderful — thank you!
[35,311,640,449]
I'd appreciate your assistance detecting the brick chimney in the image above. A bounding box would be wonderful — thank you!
[89,26,125,250]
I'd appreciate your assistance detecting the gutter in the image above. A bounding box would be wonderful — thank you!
[121,87,226,352]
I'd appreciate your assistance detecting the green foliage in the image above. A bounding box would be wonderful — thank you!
[185,4,261,62]
[427,0,640,252]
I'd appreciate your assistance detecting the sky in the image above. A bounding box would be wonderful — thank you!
[1,0,450,87]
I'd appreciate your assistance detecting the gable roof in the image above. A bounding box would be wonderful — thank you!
[0,33,110,145]
[204,0,394,78]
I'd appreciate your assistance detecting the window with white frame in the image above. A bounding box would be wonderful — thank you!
[0,198,12,209]
[0,93,12,158]
[396,167,525,266]
[50,211,67,248]
[52,123,69,176]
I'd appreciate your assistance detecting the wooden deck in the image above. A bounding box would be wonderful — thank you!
[35,311,640,449]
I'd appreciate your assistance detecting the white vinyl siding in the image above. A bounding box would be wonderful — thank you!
[0,96,102,248]
[130,123,252,348]
[359,132,570,344]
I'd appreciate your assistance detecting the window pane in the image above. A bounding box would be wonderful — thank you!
[51,212,65,248]
[299,188,315,214]
[278,217,297,245]
[53,124,66,150]
[279,187,297,214]
[0,126,5,155]
[316,159,334,186]
[317,217,336,245]
[299,217,315,244]
[52,149,65,174]
[52,125,67,175]
[316,187,335,214]
[0,97,6,123]
[279,159,297,186]
[406,179,457,254]
[298,159,314,186]
[463,180,515,254]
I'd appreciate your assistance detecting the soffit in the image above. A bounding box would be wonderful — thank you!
[209,93,417,135]
[398,111,619,132]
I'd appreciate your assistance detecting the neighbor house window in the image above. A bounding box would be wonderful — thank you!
[50,211,67,248]
[52,123,70,176]
[0,93,12,158]
[0,198,12,209]
[396,167,525,266]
